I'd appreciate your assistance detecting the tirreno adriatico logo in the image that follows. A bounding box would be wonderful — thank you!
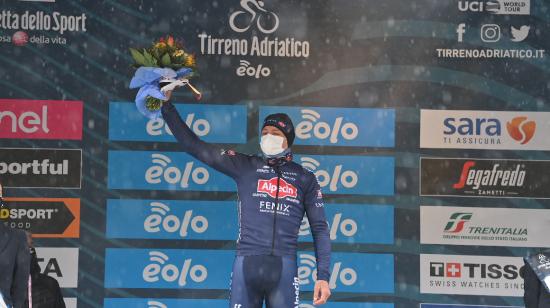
[229,0,279,34]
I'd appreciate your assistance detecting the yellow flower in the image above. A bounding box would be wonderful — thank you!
[173,50,184,57]
[185,55,196,67]
[154,42,166,49]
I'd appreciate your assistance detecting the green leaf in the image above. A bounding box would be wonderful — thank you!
[129,48,146,66]
[161,53,171,66]
[143,49,158,67]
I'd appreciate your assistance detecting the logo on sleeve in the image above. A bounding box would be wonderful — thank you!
[257,177,297,199]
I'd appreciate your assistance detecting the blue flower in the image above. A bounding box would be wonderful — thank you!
[135,84,167,119]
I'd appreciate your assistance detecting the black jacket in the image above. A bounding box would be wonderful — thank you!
[0,225,30,308]
[24,248,65,308]
[523,258,550,308]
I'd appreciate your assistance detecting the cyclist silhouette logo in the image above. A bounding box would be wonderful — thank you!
[229,0,280,34]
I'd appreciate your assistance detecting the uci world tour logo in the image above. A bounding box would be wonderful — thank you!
[444,213,473,233]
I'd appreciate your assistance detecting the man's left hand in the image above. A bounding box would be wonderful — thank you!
[313,280,331,306]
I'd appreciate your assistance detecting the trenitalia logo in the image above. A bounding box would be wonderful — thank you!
[0,99,82,140]
[420,158,550,198]
[452,161,526,190]
[421,206,550,247]
[420,110,550,150]
[443,213,472,233]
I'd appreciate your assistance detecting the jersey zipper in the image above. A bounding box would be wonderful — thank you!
[271,168,281,255]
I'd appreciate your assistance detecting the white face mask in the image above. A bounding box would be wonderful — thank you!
[260,134,286,156]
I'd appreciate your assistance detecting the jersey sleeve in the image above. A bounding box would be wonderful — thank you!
[161,101,249,179]
[303,172,331,282]
[13,230,30,308]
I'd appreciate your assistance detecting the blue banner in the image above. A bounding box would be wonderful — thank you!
[104,249,394,293]
[260,106,395,147]
[104,298,394,308]
[295,155,394,195]
[421,305,523,308]
[300,204,394,244]
[107,151,236,191]
[106,200,393,244]
[109,102,247,143]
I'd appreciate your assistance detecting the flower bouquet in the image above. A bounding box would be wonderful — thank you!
[129,36,201,119]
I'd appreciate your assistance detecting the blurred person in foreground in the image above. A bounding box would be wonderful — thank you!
[24,232,65,308]
[0,184,30,308]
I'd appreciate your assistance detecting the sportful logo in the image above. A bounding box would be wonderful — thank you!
[296,109,359,144]
[506,116,536,144]
[298,254,357,289]
[300,157,358,192]
[257,177,297,199]
[444,213,473,233]
[145,154,210,189]
[142,251,208,287]
[229,0,279,34]
[144,202,208,238]
[0,159,68,175]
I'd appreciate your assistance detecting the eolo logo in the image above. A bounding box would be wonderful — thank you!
[443,212,473,233]
[507,116,536,144]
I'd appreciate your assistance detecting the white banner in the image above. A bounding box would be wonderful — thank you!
[420,109,550,150]
[420,254,525,297]
[421,206,550,247]
[64,298,77,308]
[35,247,79,288]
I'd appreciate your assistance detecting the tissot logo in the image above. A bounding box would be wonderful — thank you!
[257,177,298,199]
[443,213,473,233]
[429,261,521,280]
[421,254,525,296]
[0,148,81,188]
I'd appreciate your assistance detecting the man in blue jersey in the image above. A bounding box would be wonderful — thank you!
[161,91,331,307]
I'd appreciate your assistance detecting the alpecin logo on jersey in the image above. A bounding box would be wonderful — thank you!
[257,177,298,199]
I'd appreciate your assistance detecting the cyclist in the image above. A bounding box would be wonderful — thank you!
[160,91,331,307]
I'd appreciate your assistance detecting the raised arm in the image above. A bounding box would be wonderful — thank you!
[161,101,248,179]
[303,173,331,305]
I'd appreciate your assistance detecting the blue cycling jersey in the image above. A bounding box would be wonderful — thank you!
[161,102,331,281]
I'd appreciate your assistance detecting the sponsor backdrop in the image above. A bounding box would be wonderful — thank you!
[1,0,548,307]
